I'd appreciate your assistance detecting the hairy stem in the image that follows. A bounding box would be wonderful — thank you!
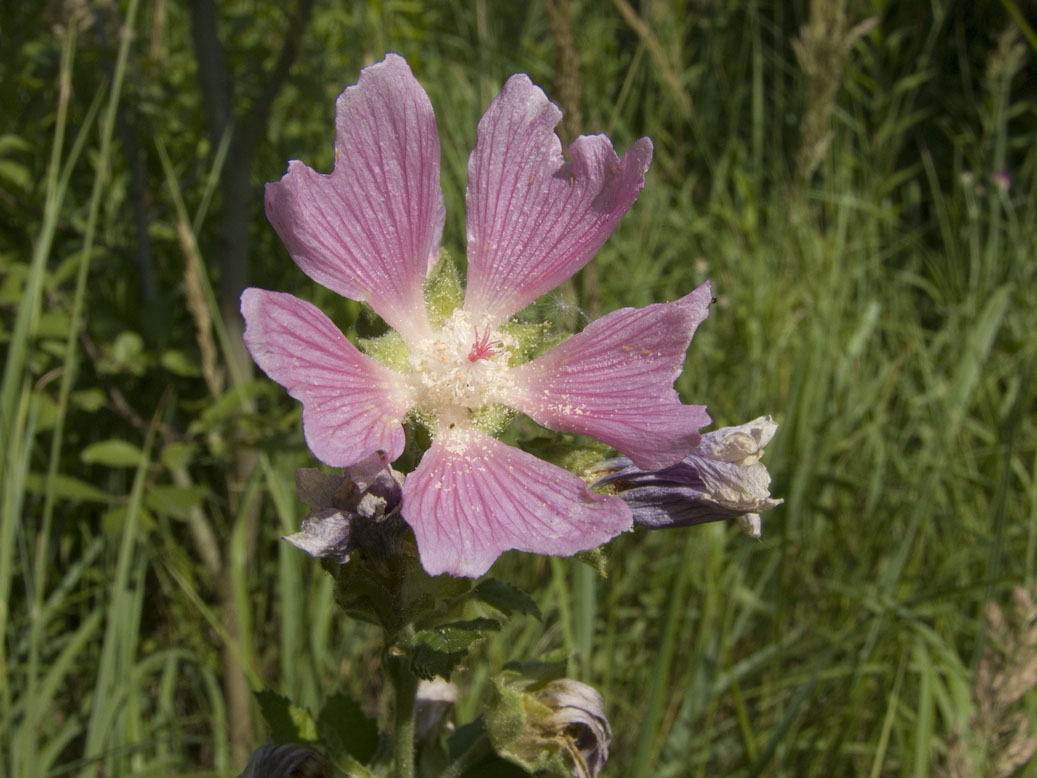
[389,626,419,778]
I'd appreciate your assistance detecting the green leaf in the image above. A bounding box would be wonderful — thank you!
[410,619,501,680]
[100,504,156,533]
[144,484,209,519]
[472,579,542,621]
[160,348,202,377]
[317,693,378,764]
[24,473,114,503]
[410,644,470,681]
[81,438,146,468]
[256,690,317,744]
[160,442,197,470]
[71,388,106,412]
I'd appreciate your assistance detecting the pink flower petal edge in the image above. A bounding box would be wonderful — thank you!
[463,73,653,322]
[241,288,410,466]
[507,282,713,471]
[264,53,442,342]
[401,427,633,577]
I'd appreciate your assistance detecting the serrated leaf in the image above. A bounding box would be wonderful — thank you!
[256,690,317,744]
[410,619,500,680]
[472,579,542,621]
[410,644,470,681]
[81,438,145,468]
[317,693,378,763]
[416,619,501,654]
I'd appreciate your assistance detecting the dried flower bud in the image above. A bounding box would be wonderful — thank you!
[487,674,611,778]
[592,415,782,535]
[285,451,406,563]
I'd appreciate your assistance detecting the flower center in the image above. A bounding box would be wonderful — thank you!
[410,309,514,416]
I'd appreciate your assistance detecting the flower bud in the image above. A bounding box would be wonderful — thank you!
[487,674,611,778]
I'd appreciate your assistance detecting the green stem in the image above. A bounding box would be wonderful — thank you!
[390,626,419,778]
[440,736,493,778]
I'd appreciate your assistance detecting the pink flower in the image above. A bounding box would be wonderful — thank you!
[242,54,712,577]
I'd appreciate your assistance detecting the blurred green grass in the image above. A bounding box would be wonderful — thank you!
[2,0,1035,776]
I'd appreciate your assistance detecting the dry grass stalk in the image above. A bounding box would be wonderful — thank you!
[944,585,1037,778]
[792,0,876,183]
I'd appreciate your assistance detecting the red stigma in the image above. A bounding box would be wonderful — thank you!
[468,326,501,362]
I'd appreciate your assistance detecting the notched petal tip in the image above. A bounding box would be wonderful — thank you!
[463,75,655,322]
[263,54,440,341]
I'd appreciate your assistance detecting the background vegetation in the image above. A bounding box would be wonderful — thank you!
[2,0,1035,775]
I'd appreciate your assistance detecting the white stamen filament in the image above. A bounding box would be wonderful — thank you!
[409,309,515,415]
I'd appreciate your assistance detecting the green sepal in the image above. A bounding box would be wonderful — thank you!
[357,328,410,371]
[499,320,553,365]
[424,251,464,326]
[575,547,609,578]
[484,670,572,777]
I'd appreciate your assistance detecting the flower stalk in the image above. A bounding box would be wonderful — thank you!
[388,623,419,778]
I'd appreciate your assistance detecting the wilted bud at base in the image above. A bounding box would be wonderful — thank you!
[487,673,611,778]
[285,451,406,564]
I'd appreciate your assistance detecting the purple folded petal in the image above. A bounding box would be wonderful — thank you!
[241,288,411,466]
[463,74,653,321]
[401,427,632,577]
[594,416,782,533]
[508,282,713,470]
[264,54,442,341]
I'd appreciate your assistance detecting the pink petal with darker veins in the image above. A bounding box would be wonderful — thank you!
[507,282,713,471]
[401,428,632,577]
[264,54,444,342]
[463,74,653,322]
[241,288,410,466]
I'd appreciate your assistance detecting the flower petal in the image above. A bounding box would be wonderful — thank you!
[241,288,410,465]
[401,427,632,577]
[264,54,442,341]
[508,283,713,470]
[464,74,653,321]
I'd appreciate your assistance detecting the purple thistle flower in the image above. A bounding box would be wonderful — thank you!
[242,54,712,577]
[592,416,782,536]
